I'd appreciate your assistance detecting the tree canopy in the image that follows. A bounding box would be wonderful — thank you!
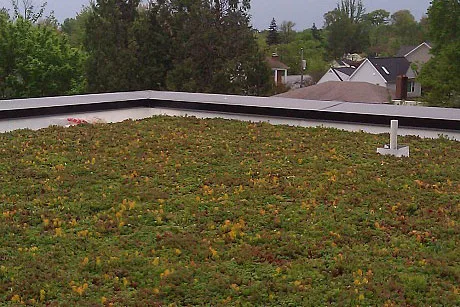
[323,0,369,58]
[0,13,86,99]
[418,0,460,107]
[84,0,171,93]
[266,18,280,46]
[158,0,272,95]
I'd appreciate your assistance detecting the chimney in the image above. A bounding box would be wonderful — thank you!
[395,75,408,100]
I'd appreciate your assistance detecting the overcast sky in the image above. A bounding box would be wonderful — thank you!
[0,0,431,30]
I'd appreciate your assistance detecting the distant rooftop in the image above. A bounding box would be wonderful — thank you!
[276,81,395,104]
[368,57,410,83]
[396,45,418,57]
[266,54,289,70]
[333,67,356,77]
[396,42,432,57]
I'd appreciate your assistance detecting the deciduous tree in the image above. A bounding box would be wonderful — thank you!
[11,0,47,22]
[324,0,369,58]
[280,20,296,44]
[311,23,321,41]
[390,10,420,45]
[61,6,92,47]
[418,0,460,107]
[0,15,86,98]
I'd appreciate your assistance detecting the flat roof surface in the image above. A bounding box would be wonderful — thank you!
[148,91,460,121]
[1,90,459,123]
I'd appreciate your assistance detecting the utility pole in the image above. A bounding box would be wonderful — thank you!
[300,48,304,88]
[300,48,307,87]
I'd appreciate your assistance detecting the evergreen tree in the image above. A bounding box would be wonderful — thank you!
[85,0,140,92]
[84,0,170,92]
[159,0,273,96]
[266,18,280,46]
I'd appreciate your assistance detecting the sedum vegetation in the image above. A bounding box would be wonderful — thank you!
[1,116,459,305]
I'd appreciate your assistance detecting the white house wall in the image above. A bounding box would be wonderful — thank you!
[348,61,387,87]
[318,68,341,83]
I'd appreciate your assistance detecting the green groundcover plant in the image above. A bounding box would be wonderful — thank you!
[0,116,459,306]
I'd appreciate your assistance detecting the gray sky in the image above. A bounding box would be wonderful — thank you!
[0,0,431,30]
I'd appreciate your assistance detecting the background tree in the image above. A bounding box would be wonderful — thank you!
[279,20,296,44]
[363,9,389,26]
[84,0,140,92]
[324,0,369,59]
[159,0,273,96]
[266,18,280,46]
[0,14,86,98]
[363,9,392,56]
[132,3,171,91]
[84,0,170,92]
[389,10,420,46]
[418,0,460,107]
[311,23,321,41]
[11,0,47,22]
[61,6,92,47]
[264,28,328,82]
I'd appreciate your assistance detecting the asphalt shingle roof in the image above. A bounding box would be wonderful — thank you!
[276,81,395,104]
[367,57,410,83]
[334,67,356,76]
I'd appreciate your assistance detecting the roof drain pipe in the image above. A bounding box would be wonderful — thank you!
[377,120,410,157]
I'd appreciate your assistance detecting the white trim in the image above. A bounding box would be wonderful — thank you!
[404,42,432,58]
[348,59,387,85]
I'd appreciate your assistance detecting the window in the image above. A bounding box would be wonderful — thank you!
[407,81,415,93]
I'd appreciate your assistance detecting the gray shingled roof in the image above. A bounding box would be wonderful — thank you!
[276,81,395,104]
[367,57,410,83]
[334,67,356,76]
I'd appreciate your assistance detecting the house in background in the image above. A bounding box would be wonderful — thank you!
[318,55,363,84]
[317,66,356,84]
[266,53,289,86]
[316,42,431,99]
[348,57,420,98]
[331,54,365,68]
[396,42,432,66]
